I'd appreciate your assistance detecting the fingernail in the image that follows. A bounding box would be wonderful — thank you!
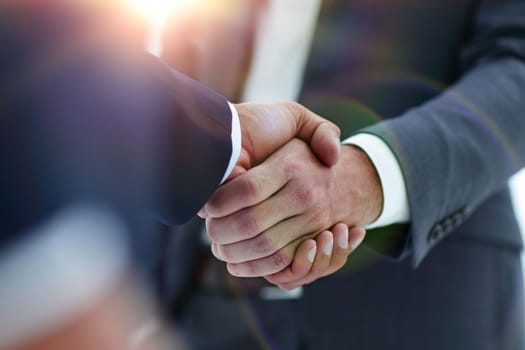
[197,206,207,218]
[307,245,317,263]
[213,243,225,260]
[350,232,365,250]
[322,238,333,256]
[211,243,218,257]
[226,263,238,276]
[337,228,349,249]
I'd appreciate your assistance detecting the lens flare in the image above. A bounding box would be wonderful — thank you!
[128,0,193,56]
[129,0,192,22]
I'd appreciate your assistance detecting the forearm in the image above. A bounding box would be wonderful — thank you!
[357,0,525,265]
[364,57,525,265]
[0,2,236,230]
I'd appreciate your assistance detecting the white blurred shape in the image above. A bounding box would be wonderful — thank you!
[510,168,525,333]
[0,204,130,348]
[129,0,194,56]
[511,169,525,239]
[129,0,192,23]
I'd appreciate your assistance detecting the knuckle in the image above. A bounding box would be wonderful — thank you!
[282,100,303,114]
[243,261,257,276]
[293,184,317,207]
[271,250,292,270]
[234,212,259,237]
[251,234,277,256]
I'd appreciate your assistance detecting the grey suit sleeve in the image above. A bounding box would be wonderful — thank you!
[361,0,525,266]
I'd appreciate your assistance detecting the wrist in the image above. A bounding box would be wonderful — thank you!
[339,145,383,226]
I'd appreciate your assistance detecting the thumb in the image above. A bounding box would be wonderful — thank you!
[236,101,341,167]
[309,121,341,167]
[288,102,341,166]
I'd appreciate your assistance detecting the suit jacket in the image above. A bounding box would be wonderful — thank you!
[300,0,525,266]
[163,1,525,349]
[0,2,233,252]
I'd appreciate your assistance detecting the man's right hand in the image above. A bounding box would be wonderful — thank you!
[203,138,382,277]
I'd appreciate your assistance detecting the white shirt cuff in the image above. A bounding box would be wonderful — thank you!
[343,133,411,228]
[0,205,129,348]
[221,102,242,184]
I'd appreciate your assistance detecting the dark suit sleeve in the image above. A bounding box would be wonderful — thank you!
[361,0,525,266]
[0,2,233,246]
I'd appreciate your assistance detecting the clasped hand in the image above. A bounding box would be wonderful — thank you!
[200,102,382,290]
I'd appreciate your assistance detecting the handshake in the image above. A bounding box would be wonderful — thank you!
[198,101,383,290]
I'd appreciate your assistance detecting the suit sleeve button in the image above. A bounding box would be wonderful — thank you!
[428,224,444,242]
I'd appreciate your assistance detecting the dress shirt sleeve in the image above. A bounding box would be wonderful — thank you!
[221,102,242,184]
[343,134,410,228]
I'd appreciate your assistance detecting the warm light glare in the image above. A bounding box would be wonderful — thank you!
[129,0,227,56]
[130,0,192,23]
[129,0,193,56]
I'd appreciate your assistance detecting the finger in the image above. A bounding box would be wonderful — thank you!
[214,215,318,264]
[265,231,333,286]
[277,231,334,290]
[348,226,366,250]
[264,239,317,285]
[227,164,248,182]
[206,188,303,245]
[306,230,334,277]
[203,152,289,219]
[283,102,341,167]
[279,225,364,289]
[210,242,221,261]
[235,102,340,168]
[226,225,359,279]
[320,223,350,277]
[226,242,297,277]
[310,121,341,167]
